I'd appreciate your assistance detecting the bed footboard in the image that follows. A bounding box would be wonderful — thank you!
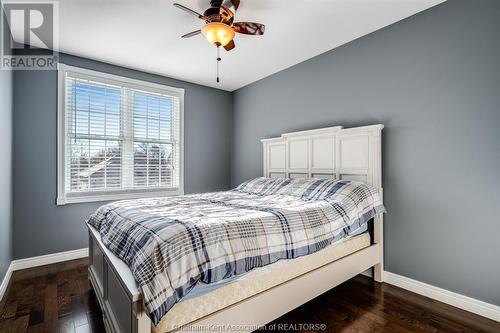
[88,226,151,333]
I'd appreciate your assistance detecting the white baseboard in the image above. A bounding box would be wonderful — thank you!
[384,271,500,323]
[0,263,14,303]
[0,248,89,303]
[10,248,89,271]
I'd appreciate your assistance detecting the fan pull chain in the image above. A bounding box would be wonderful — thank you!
[216,46,221,83]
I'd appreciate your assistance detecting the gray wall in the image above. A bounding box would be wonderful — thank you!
[232,0,500,306]
[0,69,13,281]
[9,0,500,308]
[13,53,232,259]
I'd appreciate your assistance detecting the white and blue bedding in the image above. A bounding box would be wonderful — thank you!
[88,177,385,325]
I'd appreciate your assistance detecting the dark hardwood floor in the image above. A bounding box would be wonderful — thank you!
[0,258,499,333]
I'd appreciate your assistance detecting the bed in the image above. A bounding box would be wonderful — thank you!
[86,124,385,333]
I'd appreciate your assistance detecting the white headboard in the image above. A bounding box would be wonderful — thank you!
[261,124,383,191]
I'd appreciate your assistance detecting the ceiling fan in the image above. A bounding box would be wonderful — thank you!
[173,0,265,82]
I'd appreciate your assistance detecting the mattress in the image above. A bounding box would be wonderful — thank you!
[153,232,371,333]
[183,222,369,301]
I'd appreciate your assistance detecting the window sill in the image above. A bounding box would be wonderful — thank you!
[56,188,183,206]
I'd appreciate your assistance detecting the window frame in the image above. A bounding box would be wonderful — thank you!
[57,63,185,205]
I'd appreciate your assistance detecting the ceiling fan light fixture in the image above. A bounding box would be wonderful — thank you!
[201,22,235,47]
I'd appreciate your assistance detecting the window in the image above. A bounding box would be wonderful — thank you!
[57,64,184,205]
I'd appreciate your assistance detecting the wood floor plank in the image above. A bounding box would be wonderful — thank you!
[1,259,499,333]
[57,315,76,333]
[44,280,58,332]
[74,323,91,333]
[0,301,17,319]
[13,314,29,333]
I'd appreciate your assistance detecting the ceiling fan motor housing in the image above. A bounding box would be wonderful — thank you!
[203,6,234,24]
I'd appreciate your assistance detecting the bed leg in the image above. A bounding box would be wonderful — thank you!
[373,214,384,283]
[374,263,383,282]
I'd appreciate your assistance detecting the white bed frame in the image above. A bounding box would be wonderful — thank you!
[87,124,384,333]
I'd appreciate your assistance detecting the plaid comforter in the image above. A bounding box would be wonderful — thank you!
[88,177,385,325]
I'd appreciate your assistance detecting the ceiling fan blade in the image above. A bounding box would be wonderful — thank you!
[223,0,240,11]
[223,40,235,51]
[211,0,239,12]
[233,22,265,35]
[181,30,202,38]
[173,3,207,20]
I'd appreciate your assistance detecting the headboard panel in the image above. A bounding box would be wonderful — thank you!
[261,124,383,191]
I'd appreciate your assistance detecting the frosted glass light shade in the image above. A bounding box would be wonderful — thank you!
[201,22,235,47]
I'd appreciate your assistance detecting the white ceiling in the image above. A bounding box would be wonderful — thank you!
[21,0,446,91]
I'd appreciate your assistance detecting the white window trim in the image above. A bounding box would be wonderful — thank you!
[57,63,185,205]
